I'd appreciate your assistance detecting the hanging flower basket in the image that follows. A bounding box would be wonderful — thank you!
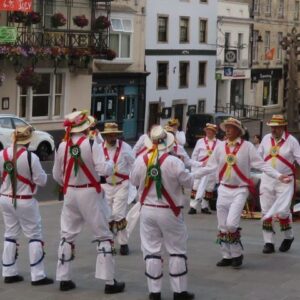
[95,16,111,30]
[24,11,42,26]
[103,49,117,61]
[8,11,26,23]
[51,13,67,28]
[16,67,41,90]
[73,15,89,28]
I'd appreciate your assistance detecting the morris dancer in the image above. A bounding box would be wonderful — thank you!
[131,125,194,300]
[101,123,135,255]
[258,115,300,254]
[188,123,219,215]
[167,118,186,146]
[0,126,53,285]
[53,111,125,293]
[194,118,291,268]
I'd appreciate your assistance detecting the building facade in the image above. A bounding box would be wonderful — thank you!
[216,1,252,114]
[92,0,147,140]
[144,0,217,132]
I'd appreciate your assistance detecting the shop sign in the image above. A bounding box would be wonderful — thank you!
[224,67,233,77]
[233,70,246,78]
[0,0,32,12]
[251,68,282,82]
[0,27,17,43]
[215,73,222,80]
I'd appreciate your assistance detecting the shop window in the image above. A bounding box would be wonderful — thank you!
[263,80,279,106]
[157,62,169,89]
[19,73,65,120]
[110,18,133,59]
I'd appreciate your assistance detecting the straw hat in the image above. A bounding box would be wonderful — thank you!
[204,123,218,133]
[101,122,123,135]
[168,118,180,127]
[220,117,245,135]
[145,125,175,151]
[266,114,288,127]
[164,125,176,134]
[64,110,94,133]
[12,125,33,145]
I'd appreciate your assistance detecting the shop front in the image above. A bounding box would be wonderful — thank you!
[91,73,146,140]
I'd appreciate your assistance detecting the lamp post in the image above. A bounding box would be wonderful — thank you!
[281,27,300,137]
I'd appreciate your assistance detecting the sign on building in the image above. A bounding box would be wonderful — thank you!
[0,0,32,12]
[224,67,233,77]
[0,27,17,43]
[224,49,237,64]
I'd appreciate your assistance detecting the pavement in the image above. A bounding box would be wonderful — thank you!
[1,201,300,300]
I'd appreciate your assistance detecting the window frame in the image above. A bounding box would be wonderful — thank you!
[198,99,206,113]
[156,61,169,90]
[179,61,190,88]
[198,61,207,87]
[179,16,190,44]
[199,18,208,44]
[157,15,169,43]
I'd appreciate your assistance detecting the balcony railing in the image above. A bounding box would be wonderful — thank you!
[216,104,265,120]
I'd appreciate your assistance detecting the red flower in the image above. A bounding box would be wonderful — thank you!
[73,15,89,28]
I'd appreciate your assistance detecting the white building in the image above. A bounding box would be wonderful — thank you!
[144,0,217,132]
[216,1,253,114]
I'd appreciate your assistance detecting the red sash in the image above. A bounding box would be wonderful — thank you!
[199,138,217,162]
[3,148,35,193]
[136,146,148,157]
[63,137,101,194]
[264,134,296,174]
[140,153,181,217]
[219,140,257,196]
[103,140,129,181]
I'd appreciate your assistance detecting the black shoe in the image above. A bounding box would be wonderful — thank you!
[188,208,197,215]
[104,279,125,294]
[263,243,275,254]
[60,280,76,291]
[4,275,24,284]
[120,244,129,256]
[279,238,294,252]
[149,292,161,300]
[174,291,195,300]
[32,277,54,286]
[232,255,243,269]
[216,258,232,267]
[201,208,212,215]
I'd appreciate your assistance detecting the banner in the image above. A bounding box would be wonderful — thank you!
[265,48,275,60]
[0,27,17,43]
[0,0,32,12]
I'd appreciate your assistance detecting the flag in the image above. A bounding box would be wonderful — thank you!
[0,0,32,12]
[265,48,275,60]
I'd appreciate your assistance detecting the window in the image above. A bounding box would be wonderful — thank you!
[252,30,259,62]
[198,61,207,86]
[263,80,278,106]
[253,0,260,15]
[225,32,230,49]
[266,0,272,15]
[199,19,207,43]
[157,62,169,89]
[179,17,189,43]
[109,18,133,59]
[264,31,270,57]
[158,16,168,42]
[295,1,299,20]
[13,118,27,128]
[179,62,189,88]
[278,0,284,18]
[0,118,13,129]
[277,32,283,60]
[18,73,65,120]
[237,33,243,61]
[198,99,206,113]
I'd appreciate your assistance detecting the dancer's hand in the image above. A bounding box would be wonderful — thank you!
[279,175,292,183]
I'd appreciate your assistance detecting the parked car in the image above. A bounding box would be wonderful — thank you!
[0,115,55,160]
[186,113,233,147]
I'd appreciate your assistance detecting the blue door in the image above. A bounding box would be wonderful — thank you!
[123,86,138,140]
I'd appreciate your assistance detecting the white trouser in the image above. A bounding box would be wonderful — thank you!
[260,173,294,244]
[140,206,188,293]
[103,181,129,245]
[190,175,215,210]
[217,185,249,259]
[0,196,46,281]
[56,187,115,282]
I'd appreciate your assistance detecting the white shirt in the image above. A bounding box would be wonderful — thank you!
[258,132,300,175]
[53,133,113,186]
[0,146,47,195]
[176,131,186,146]
[194,138,281,186]
[172,143,201,169]
[132,134,148,157]
[130,152,193,207]
[192,137,220,163]
[103,139,135,184]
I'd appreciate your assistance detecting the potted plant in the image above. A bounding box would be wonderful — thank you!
[24,11,42,26]
[73,15,89,28]
[95,15,111,30]
[8,11,25,23]
[103,49,117,61]
[16,67,41,90]
[51,13,67,28]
